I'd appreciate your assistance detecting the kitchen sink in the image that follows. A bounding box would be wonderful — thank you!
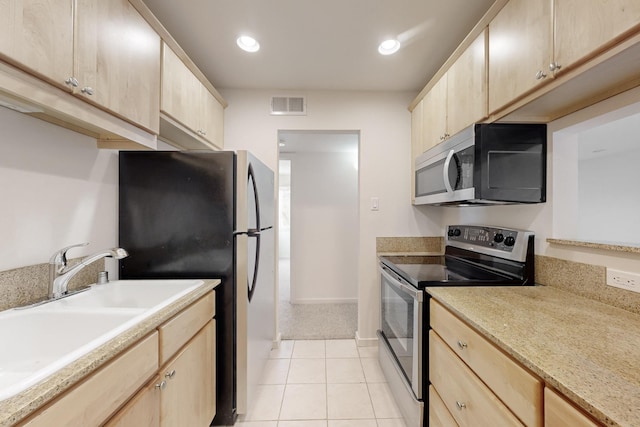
[0,279,205,401]
[54,279,204,310]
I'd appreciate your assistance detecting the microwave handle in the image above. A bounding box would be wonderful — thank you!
[443,149,455,193]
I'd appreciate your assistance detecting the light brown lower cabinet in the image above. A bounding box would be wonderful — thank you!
[428,385,458,427]
[544,388,601,427]
[429,331,524,426]
[106,319,216,427]
[160,319,215,427]
[104,375,162,427]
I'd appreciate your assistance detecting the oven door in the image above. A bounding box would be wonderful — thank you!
[379,264,423,399]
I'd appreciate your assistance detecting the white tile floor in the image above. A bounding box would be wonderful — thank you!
[235,340,407,427]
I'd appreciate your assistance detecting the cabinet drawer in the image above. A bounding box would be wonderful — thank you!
[545,388,600,427]
[430,300,543,426]
[429,385,458,427]
[159,291,214,365]
[429,331,523,427]
[21,332,159,427]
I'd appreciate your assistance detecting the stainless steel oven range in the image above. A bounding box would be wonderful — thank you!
[377,224,535,427]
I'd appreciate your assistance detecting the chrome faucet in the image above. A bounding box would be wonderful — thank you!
[48,243,129,299]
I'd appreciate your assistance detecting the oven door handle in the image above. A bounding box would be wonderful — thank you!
[380,266,423,302]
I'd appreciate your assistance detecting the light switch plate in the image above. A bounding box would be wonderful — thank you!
[371,197,379,211]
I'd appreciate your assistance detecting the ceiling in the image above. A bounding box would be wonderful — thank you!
[142,0,495,92]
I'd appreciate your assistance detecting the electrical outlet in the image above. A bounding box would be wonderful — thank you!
[606,268,640,293]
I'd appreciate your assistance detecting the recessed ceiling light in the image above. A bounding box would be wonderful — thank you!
[237,35,260,53]
[378,39,401,55]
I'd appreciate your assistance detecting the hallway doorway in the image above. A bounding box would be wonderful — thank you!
[277,130,359,339]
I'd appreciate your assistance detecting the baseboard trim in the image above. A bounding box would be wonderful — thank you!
[288,297,358,305]
[355,330,379,347]
[273,332,282,349]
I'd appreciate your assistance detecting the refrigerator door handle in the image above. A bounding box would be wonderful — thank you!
[247,233,261,302]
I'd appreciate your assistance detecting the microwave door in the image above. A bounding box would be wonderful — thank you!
[414,150,473,205]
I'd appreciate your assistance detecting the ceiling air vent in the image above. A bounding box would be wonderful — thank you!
[271,96,306,116]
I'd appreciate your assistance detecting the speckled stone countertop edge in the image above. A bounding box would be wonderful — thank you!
[426,285,639,427]
[0,279,220,427]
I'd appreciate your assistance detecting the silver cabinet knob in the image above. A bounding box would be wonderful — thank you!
[165,369,176,379]
[457,340,468,350]
[456,401,467,410]
[81,87,94,96]
[549,62,562,72]
[64,77,79,88]
[535,70,547,80]
[155,380,167,390]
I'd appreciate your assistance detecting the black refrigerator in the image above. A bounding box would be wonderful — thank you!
[118,150,275,426]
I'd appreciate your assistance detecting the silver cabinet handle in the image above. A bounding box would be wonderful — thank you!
[535,70,547,80]
[456,401,467,410]
[457,340,468,350]
[81,87,94,96]
[549,62,562,72]
[155,380,167,390]
[165,369,176,379]
[64,77,79,88]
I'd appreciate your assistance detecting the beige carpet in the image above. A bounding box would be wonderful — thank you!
[278,301,357,340]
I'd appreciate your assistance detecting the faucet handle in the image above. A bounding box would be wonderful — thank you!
[49,242,89,271]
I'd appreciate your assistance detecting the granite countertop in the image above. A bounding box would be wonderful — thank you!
[0,279,220,427]
[426,285,640,427]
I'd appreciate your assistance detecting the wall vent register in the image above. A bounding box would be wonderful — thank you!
[270,96,306,115]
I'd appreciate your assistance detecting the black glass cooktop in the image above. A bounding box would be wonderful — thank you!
[380,254,522,289]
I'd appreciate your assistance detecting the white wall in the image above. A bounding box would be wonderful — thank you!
[0,106,119,275]
[220,89,442,342]
[287,150,358,303]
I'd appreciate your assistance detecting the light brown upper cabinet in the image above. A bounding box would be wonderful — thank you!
[488,0,553,113]
[161,43,224,150]
[554,0,640,75]
[420,30,488,151]
[0,0,161,134]
[0,0,75,90]
[410,99,424,203]
[421,75,448,152]
[446,29,488,138]
[75,0,161,133]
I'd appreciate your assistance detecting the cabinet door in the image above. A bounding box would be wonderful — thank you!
[75,0,161,133]
[429,386,459,427]
[422,75,448,151]
[544,388,600,427]
[410,99,424,202]
[446,29,487,137]
[554,0,640,73]
[161,43,203,135]
[429,331,524,427]
[104,376,161,427]
[161,320,216,427]
[202,86,224,149]
[488,0,553,113]
[0,0,74,89]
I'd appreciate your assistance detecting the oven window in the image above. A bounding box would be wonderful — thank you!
[380,272,415,383]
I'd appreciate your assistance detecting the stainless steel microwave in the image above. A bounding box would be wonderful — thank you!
[414,123,547,206]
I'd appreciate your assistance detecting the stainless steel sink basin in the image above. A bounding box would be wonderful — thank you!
[0,279,205,401]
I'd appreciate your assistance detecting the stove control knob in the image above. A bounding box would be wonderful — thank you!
[494,233,504,243]
[448,229,455,237]
[504,236,516,247]
[453,228,461,237]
